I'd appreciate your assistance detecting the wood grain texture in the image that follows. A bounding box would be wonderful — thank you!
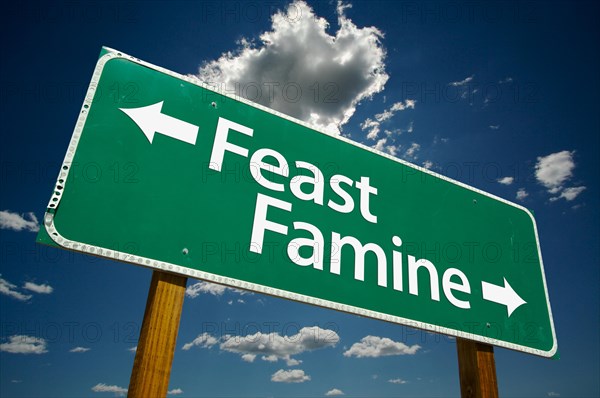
[128,271,187,398]
[456,338,499,398]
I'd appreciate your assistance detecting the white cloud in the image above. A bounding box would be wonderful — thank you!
[70,347,90,353]
[497,176,514,185]
[535,150,575,192]
[375,99,416,122]
[372,137,387,152]
[361,118,381,140]
[262,354,279,362]
[185,281,227,297]
[271,369,310,383]
[0,335,48,354]
[489,125,500,130]
[197,0,388,134]
[325,388,345,396]
[241,353,256,362]
[0,210,39,232]
[547,392,560,397]
[91,383,127,396]
[168,388,183,395]
[215,326,338,365]
[551,186,586,202]
[181,332,219,351]
[422,160,433,170]
[128,346,137,353]
[363,100,415,140]
[286,357,302,366]
[516,188,529,201]
[404,142,420,159]
[0,276,32,302]
[388,378,408,384]
[11,380,23,383]
[23,282,53,294]
[343,336,420,358]
[185,281,249,298]
[499,77,513,84]
[182,326,340,366]
[385,145,399,157]
[449,74,474,86]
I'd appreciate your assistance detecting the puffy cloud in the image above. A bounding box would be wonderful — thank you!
[422,160,433,170]
[23,282,53,294]
[241,353,256,362]
[128,346,137,353]
[271,369,310,383]
[197,0,388,134]
[0,210,39,232]
[220,326,338,364]
[325,388,345,396]
[550,186,586,202]
[168,388,183,395]
[372,137,387,152]
[91,383,127,396]
[388,378,408,384]
[0,335,48,354]
[385,144,399,157]
[183,326,338,365]
[404,142,420,159]
[489,125,500,130]
[181,332,219,351]
[516,188,529,201]
[343,335,420,358]
[286,357,302,366]
[69,347,90,353]
[535,151,575,192]
[361,118,381,140]
[0,276,32,302]
[497,176,514,185]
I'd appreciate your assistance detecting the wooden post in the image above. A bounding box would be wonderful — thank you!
[456,338,499,398]
[128,270,187,398]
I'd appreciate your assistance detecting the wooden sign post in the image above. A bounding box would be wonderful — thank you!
[456,338,499,398]
[128,271,187,398]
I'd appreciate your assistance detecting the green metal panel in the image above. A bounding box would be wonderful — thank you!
[38,48,556,357]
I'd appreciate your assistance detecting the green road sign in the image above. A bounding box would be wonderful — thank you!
[38,47,557,357]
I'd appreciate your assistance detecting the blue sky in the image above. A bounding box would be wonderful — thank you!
[1,1,598,397]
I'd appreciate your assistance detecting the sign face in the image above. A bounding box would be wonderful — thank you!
[38,48,557,357]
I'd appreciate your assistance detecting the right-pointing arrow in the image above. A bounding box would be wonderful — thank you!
[482,278,526,317]
[120,101,199,145]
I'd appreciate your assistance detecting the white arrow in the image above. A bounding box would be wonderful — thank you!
[482,278,526,317]
[120,101,198,145]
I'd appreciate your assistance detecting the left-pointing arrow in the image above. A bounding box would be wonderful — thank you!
[120,101,199,145]
[482,278,526,317]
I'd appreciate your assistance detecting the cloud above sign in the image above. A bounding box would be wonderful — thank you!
[196,0,388,134]
[535,150,586,202]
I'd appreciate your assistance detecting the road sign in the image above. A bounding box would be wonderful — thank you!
[38,47,557,357]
